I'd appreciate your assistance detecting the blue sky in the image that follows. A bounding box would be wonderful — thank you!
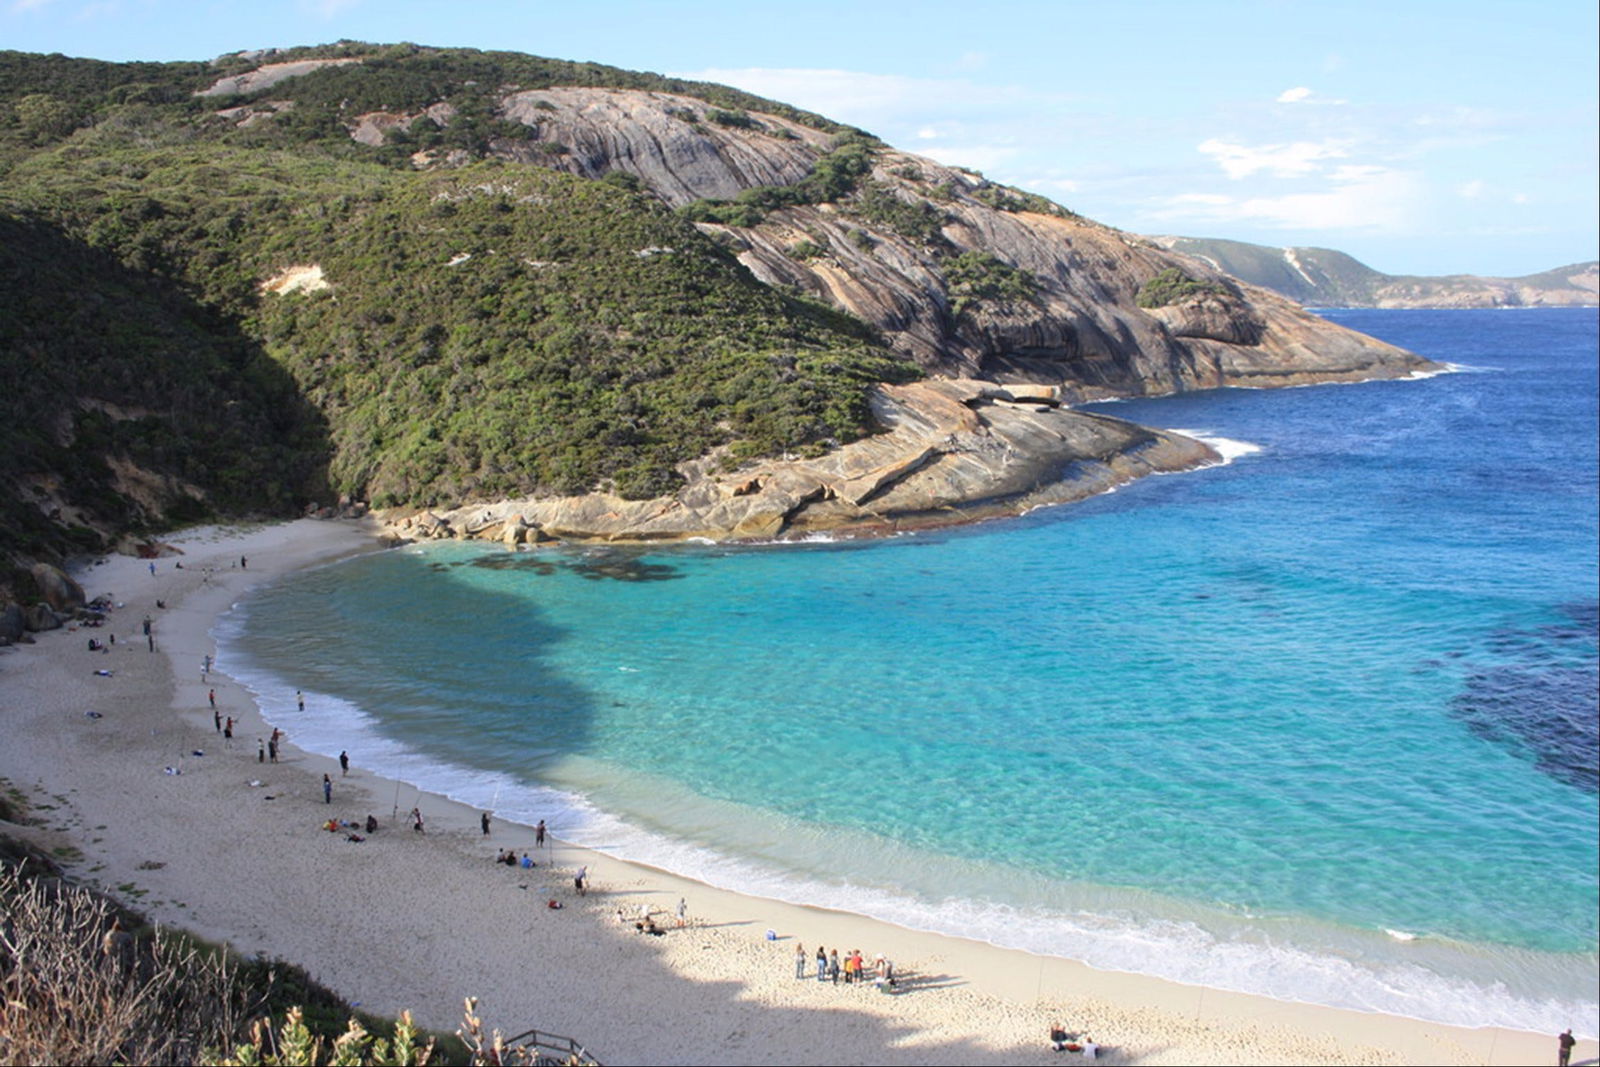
[4,0,1596,276]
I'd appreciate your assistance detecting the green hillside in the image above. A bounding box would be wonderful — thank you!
[0,45,913,570]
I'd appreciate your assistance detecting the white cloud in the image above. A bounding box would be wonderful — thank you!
[1145,165,1424,232]
[1458,179,1485,199]
[297,0,361,18]
[1277,86,1314,104]
[915,126,940,140]
[1198,137,1351,179]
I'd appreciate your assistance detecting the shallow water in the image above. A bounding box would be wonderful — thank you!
[221,308,1599,1034]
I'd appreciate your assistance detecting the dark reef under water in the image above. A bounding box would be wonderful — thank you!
[1451,601,1599,793]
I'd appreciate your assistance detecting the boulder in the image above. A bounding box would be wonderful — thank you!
[30,563,85,614]
[0,602,25,643]
[24,603,61,632]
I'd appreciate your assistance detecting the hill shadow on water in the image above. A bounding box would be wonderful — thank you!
[0,212,332,567]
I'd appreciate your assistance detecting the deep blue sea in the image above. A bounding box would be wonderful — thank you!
[220,308,1599,1034]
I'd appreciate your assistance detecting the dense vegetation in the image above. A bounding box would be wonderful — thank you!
[677,133,877,227]
[1135,267,1230,308]
[0,45,920,568]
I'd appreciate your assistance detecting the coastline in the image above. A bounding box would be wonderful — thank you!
[0,519,1586,1065]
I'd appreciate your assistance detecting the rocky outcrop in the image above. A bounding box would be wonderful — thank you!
[443,87,1434,395]
[0,603,25,644]
[380,379,1219,545]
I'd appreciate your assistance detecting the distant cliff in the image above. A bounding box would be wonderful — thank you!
[0,43,1436,575]
[1148,236,1599,309]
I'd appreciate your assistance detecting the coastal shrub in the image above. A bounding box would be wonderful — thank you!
[0,862,267,1064]
[0,855,469,1066]
[678,137,875,227]
[788,239,825,260]
[706,107,756,129]
[944,250,1038,318]
[851,180,949,246]
[1136,267,1229,308]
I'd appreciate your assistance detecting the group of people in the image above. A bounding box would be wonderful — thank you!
[1048,1023,1098,1058]
[494,848,536,868]
[794,944,896,990]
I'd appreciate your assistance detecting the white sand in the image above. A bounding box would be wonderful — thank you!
[0,519,1586,1066]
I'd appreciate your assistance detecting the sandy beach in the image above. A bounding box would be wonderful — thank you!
[0,518,1587,1066]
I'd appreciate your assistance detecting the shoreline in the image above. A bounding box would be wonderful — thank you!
[0,519,1588,1065]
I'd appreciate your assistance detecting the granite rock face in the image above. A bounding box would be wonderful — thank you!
[462,88,1433,396]
[386,379,1219,544]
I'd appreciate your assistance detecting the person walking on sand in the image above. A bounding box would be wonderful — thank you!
[322,774,332,804]
[1559,1028,1576,1067]
[794,943,807,979]
[481,811,491,835]
[535,819,546,848]
[339,750,349,776]
[296,690,305,712]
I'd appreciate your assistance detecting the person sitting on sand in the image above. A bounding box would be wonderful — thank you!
[365,814,378,834]
[1050,1023,1070,1052]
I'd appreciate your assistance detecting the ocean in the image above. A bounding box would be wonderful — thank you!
[218,307,1599,1035]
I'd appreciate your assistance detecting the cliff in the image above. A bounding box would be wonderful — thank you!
[1149,236,1599,309]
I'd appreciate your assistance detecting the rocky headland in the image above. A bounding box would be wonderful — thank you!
[0,44,1438,595]
[1149,236,1599,309]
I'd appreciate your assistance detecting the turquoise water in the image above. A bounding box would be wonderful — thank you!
[221,308,1599,1033]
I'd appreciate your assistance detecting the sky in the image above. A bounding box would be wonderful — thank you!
[4,0,1596,277]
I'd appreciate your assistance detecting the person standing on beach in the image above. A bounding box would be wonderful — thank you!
[322,774,332,804]
[815,945,827,982]
[574,865,587,895]
[223,717,234,747]
[1559,1028,1576,1066]
[481,811,491,835]
[213,705,221,733]
[794,944,807,979]
[828,949,840,984]
[410,807,425,833]
[535,819,546,848]
[240,556,247,570]
[338,750,349,776]
[677,898,689,928]
[297,690,305,712]
[257,739,265,763]
[267,737,278,763]
[208,688,216,711]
